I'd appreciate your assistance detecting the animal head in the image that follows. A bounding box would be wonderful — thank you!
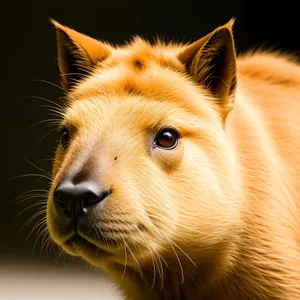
[47,19,242,279]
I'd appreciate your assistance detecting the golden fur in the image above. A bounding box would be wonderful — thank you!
[46,19,300,299]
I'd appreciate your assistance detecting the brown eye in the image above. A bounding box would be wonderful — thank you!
[155,128,179,149]
[61,127,70,148]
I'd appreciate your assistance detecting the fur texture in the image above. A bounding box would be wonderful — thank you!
[46,19,300,299]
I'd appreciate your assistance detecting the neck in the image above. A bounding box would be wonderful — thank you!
[108,244,237,300]
[116,266,211,300]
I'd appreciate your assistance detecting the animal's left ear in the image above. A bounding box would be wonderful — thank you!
[178,19,237,122]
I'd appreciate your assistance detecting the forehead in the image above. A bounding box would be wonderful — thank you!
[64,96,195,138]
[64,39,217,129]
[70,39,187,100]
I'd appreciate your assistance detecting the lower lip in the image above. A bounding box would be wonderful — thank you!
[67,234,95,248]
[67,234,110,254]
[66,234,116,261]
[66,232,123,258]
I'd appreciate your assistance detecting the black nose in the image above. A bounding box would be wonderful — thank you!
[54,180,109,218]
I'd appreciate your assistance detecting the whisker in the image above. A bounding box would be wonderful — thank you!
[160,231,184,284]
[24,157,50,176]
[154,227,197,284]
[13,189,48,203]
[92,225,110,250]
[152,247,162,288]
[32,172,53,186]
[36,217,47,237]
[47,107,65,118]
[151,245,165,290]
[37,105,64,115]
[34,158,56,164]
[16,195,47,205]
[123,240,142,276]
[34,127,59,155]
[56,248,66,263]
[168,237,197,267]
[41,235,55,258]
[121,238,128,280]
[40,234,51,257]
[33,226,49,255]
[149,243,157,289]
[13,202,46,222]
[29,118,61,129]
[32,79,67,93]
[18,210,46,235]
[21,95,63,110]
[9,173,52,182]
[147,213,217,236]
[25,216,47,242]
[136,228,165,288]
[39,229,59,257]
[60,72,90,77]
[60,64,93,77]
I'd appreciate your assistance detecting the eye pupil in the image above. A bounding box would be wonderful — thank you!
[155,129,178,149]
[61,128,69,148]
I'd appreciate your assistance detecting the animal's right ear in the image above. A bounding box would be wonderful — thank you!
[51,20,112,90]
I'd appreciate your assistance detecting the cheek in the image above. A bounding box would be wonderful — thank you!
[151,143,184,173]
[170,142,241,238]
[51,147,64,179]
[46,196,61,243]
[102,176,148,221]
[113,161,179,232]
[137,169,179,234]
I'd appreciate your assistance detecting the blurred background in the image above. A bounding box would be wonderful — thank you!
[1,0,300,299]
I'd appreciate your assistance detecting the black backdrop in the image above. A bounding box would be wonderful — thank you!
[2,0,300,265]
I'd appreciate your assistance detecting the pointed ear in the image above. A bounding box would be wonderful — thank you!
[178,19,237,121]
[51,20,112,90]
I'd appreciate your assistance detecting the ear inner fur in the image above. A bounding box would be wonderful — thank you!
[51,19,112,89]
[178,19,237,122]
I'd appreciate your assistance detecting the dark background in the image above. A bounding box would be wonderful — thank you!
[2,0,300,267]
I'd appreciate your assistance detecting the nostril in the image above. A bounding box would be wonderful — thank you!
[99,190,110,202]
[83,193,98,207]
[54,190,65,207]
[83,190,110,207]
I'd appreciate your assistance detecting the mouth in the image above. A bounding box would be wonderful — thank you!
[64,232,119,258]
[67,234,93,247]
[64,233,102,256]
